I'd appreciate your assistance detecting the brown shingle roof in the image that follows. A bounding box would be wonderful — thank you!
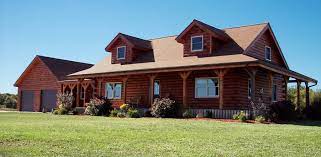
[37,55,93,80]
[70,36,258,76]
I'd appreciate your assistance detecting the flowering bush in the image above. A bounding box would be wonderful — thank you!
[53,92,74,115]
[56,92,74,111]
[120,104,130,112]
[84,97,112,116]
[151,98,177,118]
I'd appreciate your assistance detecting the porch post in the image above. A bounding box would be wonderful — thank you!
[214,69,229,109]
[179,71,191,110]
[82,83,89,106]
[97,78,103,97]
[305,82,310,112]
[123,77,128,103]
[76,83,80,107]
[284,76,289,101]
[148,74,157,106]
[296,80,301,109]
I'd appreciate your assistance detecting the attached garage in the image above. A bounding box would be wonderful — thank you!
[41,90,57,112]
[14,55,92,112]
[21,90,34,111]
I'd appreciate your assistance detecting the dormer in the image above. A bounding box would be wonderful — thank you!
[176,19,230,57]
[105,33,152,64]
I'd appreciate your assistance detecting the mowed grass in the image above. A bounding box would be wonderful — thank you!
[0,112,321,157]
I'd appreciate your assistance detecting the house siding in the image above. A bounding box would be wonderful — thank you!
[17,60,59,111]
[246,30,286,68]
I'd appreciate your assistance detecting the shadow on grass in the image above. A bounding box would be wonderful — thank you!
[277,120,321,127]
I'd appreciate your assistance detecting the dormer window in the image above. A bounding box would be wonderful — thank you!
[191,35,203,52]
[265,46,271,61]
[117,46,126,60]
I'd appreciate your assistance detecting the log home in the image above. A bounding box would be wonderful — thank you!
[18,20,317,118]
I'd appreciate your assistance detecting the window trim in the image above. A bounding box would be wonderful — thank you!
[265,46,272,61]
[105,82,122,100]
[153,80,160,97]
[116,46,126,60]
[191,35,204,52]
[194,77,219,98]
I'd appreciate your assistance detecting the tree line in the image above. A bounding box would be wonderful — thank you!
[0,93,18,109]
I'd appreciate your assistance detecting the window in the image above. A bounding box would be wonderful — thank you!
[265,46,271,61]
[248,79,252,98]
[191,35,203,52]
[195,78,219,98]
[272,84,277,102]
[105,83,122,99]
[154,80,160,98]
[117,46,126,60]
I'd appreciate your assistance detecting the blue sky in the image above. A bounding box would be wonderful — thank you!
[1,0,321,94]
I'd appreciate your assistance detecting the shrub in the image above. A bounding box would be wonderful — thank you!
[84,97,112,116]
[56,92,74,111]
[120,104,130,112]
[117,111,126,118]
[182,110,194,118]
[269,100,296,121]
[151,98,177,118]
[127,109,140,118]
[58,108,69,115]
[52,109,59,115]
[143,110,152,117]
[255,116,266,123]
[232,111,247,122]
[205,110,212,118]
[110,109,119,117]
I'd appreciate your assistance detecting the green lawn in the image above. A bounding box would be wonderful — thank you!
[0,112,321,157]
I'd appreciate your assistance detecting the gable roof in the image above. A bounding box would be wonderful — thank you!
[70,36,258,77]
[242,23,289,69]
[105,33,152,52]
[14,55,93,86]
[69,21,314,83]
[176,19,231,42]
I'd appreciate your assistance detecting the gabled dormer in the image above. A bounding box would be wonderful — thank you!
[175,19,230,57]
[105,33,152,64]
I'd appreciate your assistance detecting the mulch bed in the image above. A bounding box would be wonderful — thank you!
[188,118,272,124]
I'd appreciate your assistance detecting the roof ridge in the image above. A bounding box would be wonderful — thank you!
[223,22,269,30]
[119,33,151,42]
[36,55,93,65]
[149,35,178,40]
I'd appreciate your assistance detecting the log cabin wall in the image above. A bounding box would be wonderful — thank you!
[246,31,286,68]
[110,38,133,64]
[98,68,286,109]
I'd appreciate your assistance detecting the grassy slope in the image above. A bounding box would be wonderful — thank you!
[0,112,321,157]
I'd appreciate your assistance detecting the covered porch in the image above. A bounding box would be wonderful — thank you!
[62,62,317,118]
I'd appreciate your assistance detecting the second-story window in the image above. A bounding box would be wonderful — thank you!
[191,35,203,52]
[265,46,271,61]
[117,46,126,60]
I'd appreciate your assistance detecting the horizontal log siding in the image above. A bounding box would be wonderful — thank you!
[110,38,133,64]
[18,61,59,111]
[99,68,285,110]
[246,31,286,68]
[182,25,212,57]
[254,69,286,104]
[126,75,149,108]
